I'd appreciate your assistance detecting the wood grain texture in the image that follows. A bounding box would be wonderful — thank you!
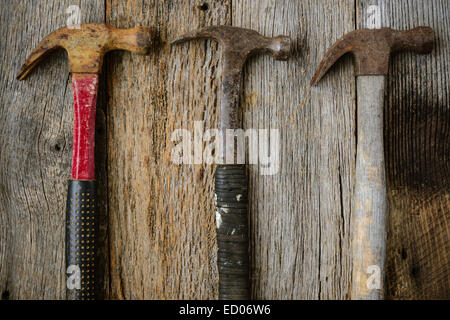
[0,0,106,299]
[0,0,448,300]
[105,0,231,299]
[105,0,355,299]
[352,76,387,300]
[233,0,355,299]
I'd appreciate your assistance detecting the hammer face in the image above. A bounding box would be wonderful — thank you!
[269,36,291,61]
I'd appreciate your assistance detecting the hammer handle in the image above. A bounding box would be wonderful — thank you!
[65,180,97,300]
[215,164,249,300]
[351,75,387,299]
[71,74,98,180]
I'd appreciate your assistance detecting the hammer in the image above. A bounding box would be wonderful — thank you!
[311,27,434,299]
[17,23,152,300]
[172,26,291,300]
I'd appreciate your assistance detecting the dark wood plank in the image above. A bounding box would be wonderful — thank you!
[105,0,231,299]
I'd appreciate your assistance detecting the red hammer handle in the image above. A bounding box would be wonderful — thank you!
[66,73,98,299]
[72,74,98,180]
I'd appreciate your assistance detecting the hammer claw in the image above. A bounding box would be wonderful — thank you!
[310,35,354,86]
[170,32,200,45]
[17,28,67,80]
[170,26,224,46]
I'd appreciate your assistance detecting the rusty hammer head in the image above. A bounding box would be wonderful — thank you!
[311,27,434,86]
[17,23,152,80]
[171,26,291,72]
[171,26,291,132]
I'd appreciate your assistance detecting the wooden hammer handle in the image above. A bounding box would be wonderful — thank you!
[215,164,250,300]
[351,75,387,299]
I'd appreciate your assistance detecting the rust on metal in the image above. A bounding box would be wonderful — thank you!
[311,27,434,86]
[17,23,153,79]
[171,26,291,133]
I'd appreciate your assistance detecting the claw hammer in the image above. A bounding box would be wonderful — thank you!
[17,23,153,300]
[311,27,434,299]
[172,26,291,300]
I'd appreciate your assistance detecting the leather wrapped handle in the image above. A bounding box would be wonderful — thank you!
[215,164,249,300]
[65,180,97,300]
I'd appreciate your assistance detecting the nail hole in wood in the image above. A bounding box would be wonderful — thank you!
[401,248,407,260]
[411,266,420,277]
[2,290,9,300]
[197,3,209,11]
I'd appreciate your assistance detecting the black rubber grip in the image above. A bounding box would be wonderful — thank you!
[65,180,97,300]
[215,164,249,300]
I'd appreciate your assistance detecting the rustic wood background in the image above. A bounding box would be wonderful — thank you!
[0,0,448,299]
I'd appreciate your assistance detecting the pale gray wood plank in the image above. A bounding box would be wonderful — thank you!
[0,0,105,299]
[233,0,355,299]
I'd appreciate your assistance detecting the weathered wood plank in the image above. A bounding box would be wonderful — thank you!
[105,0,231,299]
[105,0,355,299]
[233,0,355,299]
[0,0,106,299]
[0,0,448,300]
[357,0,450,299]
